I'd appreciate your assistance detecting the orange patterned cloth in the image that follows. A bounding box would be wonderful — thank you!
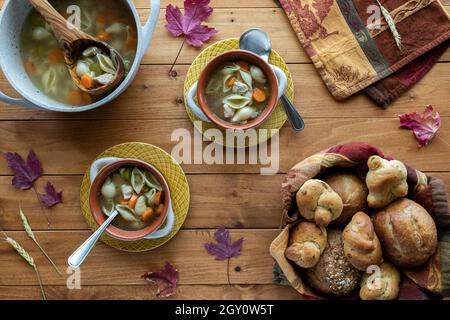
[280,0,450,102]
[270,142,450,298]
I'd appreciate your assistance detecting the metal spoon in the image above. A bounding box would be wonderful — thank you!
[28,0,125,96]
[239,28,305,131]
[68,207,119,268]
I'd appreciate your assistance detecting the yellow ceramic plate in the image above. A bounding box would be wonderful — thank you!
[183,38,294,148]
[80,142,190,252]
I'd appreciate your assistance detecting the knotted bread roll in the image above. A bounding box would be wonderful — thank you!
[360,262,401,300]
[285,221,327,268]
[343,211,383,271]
[296,179,343,227]
[366,156,408,208]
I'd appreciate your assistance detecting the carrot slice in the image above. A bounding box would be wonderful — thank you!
[154,191,163,206]
[141,208,154,222]
[97,30,111,42]
[25,61,36,74]
[48,48,64,64]
[252,88,266,103]
[96,15,106,24]
[128,194,139,209]
[156,204,165,215]
[226,77,237,88]
[81,74,95,89]
[237,61,250,71]
[66,90,83,105]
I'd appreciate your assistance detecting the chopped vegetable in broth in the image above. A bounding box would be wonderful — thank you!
[99,166,165,231]
[20,0,137,106]
[205,61,271,124]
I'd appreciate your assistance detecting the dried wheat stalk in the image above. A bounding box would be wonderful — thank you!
[20,208,62,275]
[377,1,403,51]
[4,236,47,300]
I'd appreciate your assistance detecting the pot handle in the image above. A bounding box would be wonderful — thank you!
[0,91,40,109]
[138,0,161,61]
[143,202,175,239]
[89,157,121,183]
[186,82,211,122]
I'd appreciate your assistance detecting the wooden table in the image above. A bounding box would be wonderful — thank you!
[0,0,449,300]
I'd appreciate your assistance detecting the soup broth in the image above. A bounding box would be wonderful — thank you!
[99,166,165,231]
[20,0,138,106]
[204,61,271,124]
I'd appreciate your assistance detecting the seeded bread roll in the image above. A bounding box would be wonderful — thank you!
[285,221,327,268]
[304,229,361,296]
[325,172,368,226]
[373,198,438,268]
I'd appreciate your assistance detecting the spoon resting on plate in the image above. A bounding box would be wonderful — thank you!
[239,28,305,131]
[28,0,125,96]
[68,206,119,268]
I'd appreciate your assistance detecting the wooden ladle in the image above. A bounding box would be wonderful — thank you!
[28,0,126,96]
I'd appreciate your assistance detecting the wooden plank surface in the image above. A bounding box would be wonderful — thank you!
[1,63,450,120]
[2,173,450,231]
[0,117,449,175]
[0,285,302,300]
[0,230,277,285]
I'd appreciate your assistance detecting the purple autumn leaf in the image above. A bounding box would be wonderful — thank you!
[142,262,179,298]
[165,0,218,47]
[399,105,441,148]
[204,227,244,260]
[4,149,43,190]
[39,181,63,208]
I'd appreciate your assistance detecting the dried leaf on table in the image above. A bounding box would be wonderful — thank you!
[38,181,63,208]
[4,149,43,190]
[165,0,218,47]
[204,227,243,260]
[399,105,441,148]
[142,262,179,298]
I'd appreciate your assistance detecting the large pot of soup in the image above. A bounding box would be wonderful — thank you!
[0,0,160,112]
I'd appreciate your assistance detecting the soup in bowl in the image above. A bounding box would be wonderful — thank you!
[0,0,160,112]
[89,158,173,241]
[186,50,287,130]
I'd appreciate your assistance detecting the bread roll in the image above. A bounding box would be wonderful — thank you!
[285,222,327,268]
[296,179,343,227]
[325,172,368,226]
[304,230,361,296]
[360,262,401,300]
[366,156,408,208]
[373,198,438,268]
[343,211,383,271]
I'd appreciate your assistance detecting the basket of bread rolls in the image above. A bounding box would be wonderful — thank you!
[270,142,450,299]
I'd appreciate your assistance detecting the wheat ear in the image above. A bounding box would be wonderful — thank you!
[5,236,47,300]
[377,1,402,51]
[20,208,62,275]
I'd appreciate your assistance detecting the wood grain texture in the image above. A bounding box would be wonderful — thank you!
[0,117,449,175]
[1,63,450,120]
[0,230,278,285]
[2,173,450,231]
[0,284,303,300]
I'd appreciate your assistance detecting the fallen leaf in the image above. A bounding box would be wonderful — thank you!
[165,0,218,47]
[39,182,63,208]
[4,150,43,190]
[142,262,179,298]
[204,227,243,260]
[399,105,441,148]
